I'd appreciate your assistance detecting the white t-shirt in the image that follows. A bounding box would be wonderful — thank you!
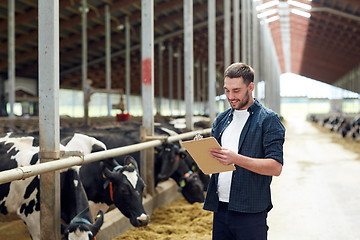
[217,109,250,202]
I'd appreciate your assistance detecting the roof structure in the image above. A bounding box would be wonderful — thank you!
[0,0,359,97]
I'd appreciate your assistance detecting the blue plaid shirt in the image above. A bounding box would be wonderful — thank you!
[203,99,285,213]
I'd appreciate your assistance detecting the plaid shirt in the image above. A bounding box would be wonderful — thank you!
[203,99,285,213]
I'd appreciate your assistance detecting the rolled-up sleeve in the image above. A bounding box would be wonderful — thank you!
[263,113,285,165]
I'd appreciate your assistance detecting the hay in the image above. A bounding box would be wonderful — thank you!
[113,197,213,240]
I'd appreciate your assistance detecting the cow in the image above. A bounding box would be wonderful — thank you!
[0,132,104,240]
[62,133,150,227]
[178,149,210,191]
[170,155,205,204]
[61,167,104,240]
[154,141,180,185]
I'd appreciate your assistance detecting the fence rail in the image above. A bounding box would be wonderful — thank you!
[0,128,211,184]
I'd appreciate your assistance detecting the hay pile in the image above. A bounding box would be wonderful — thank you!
[113,197,213,240]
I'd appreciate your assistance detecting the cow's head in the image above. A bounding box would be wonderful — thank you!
[155,142,180,182]
[102,156,150,227]
[178,150,210,191]
[178,171,205,204]
[62,209,104,240]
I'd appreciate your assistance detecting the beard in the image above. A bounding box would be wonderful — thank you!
[228,91,250,110]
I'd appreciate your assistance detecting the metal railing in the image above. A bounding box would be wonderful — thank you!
[0,128,211,184]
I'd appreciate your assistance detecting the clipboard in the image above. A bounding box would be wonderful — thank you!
[182,137,236,175]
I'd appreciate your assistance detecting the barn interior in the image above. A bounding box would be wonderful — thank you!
[1,0,360,239]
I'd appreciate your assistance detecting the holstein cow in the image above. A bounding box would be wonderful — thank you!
[178,149,210,191]
[170,156,205,204]
[154,141,180,186]
[0,133,104,240]
[62,133,150,227]
[61,168,104,239]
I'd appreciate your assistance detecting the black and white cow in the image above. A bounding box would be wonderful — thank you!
[178,149,210,191]
[154,141,180,186]
[170,155,205,204]
[0,133,104,240]
[62,133,150,227]
[61,168,104,240]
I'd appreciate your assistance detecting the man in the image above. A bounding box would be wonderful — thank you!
[204,62,285,240]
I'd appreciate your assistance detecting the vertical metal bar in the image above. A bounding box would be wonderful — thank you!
[82,0,89,126]
[141,0,155,196]
[38,0,60,239]
[208,0,216,124]
[253,1,259,98]
[184,0,194,130]
[247,0,253,66]
[168,42,173,115]
[196,59,201,113]
[125,16,131,113]
[105,5,111,116]
[233,0,240,63]
[158,40,163,115]
[224,0,231,69]
[8,0,15,118]
[241,0,247,63]
[177,46,182,114]
[279,1,291,72]
[202,62,207,115]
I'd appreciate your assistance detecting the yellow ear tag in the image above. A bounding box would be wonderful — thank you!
[96,214,101,218]
[180,179,186,188]
[129,163,132,166]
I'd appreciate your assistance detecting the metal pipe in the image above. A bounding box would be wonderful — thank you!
[141,0,155,195]
[0,128,211,185]
[208,0,216,124]
[177,46,182,113]
[105,5,112,116]
[184,0,194,130]
[233,0,240,63]
[38,0,61,238]
[168,42,173,115]
[158,40,163,115]
[224,0,231,69]
[8,0,15,118]
[82,0,89,126]
[125,16,131,113]
[241,0,247,63]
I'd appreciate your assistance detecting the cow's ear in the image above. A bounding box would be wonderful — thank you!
[90,210,104,236]
[101,162,117,179]
[91,144,105,153]
[124,155,139,171]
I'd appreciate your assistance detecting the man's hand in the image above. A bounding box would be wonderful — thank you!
[209,148,238,166]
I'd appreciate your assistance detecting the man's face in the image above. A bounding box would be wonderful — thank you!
[224,76,254,110]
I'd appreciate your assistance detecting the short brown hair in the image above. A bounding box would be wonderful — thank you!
[224,62,254,85]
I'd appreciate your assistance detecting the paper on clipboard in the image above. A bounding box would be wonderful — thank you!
[182,137,236,175]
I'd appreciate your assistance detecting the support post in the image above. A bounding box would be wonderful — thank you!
[125,16,131,113]
[233,0,240,63]
[184,0,194,130]
[157,40,164,115]
[168,42,173,115]
[8,0,15,118]
[208,0,216,124]
[224,0,231,69]
[141,0,155,196]
[38,0,61,239]
[82,0,89,126]
[177,46,182,114]
[105,5,112,116]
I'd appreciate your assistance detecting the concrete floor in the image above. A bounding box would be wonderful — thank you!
[268,116,360,240]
